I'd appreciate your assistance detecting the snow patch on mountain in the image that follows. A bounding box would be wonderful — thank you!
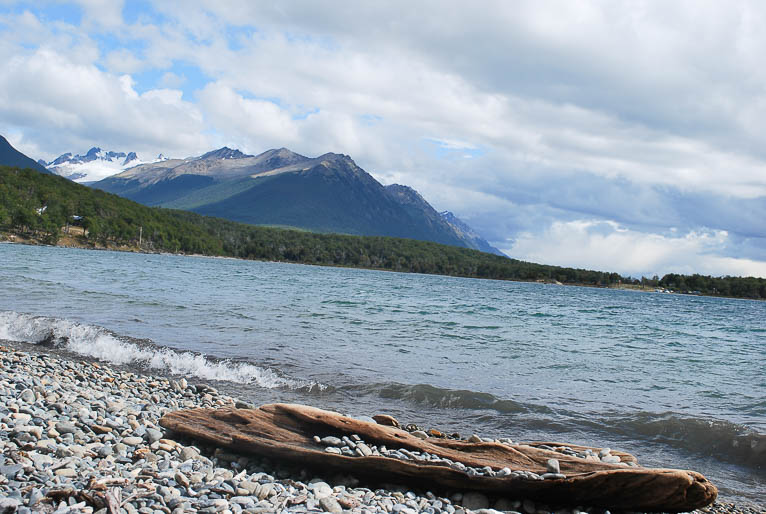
[43,147,165,183]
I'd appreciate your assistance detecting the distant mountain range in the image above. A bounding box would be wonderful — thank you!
[0,134,503,255]
[93,146,505,255]
[0,136,51,174]
[38,147,166,183]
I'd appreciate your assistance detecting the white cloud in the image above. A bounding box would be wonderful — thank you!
[2,1,766,277]
[197,82,301,150]
[159,71,185,89]
[0,48,207,159]
[104,49,144,74]
[74,0,125,28]
[508,220,766,278]
[426,138,479,151]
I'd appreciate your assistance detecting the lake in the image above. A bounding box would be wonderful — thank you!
[1,243,764,502]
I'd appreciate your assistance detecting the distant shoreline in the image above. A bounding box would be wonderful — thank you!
[2,233,761,302]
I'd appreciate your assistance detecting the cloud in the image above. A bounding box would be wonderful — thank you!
[197,82,301,149]
[159,71,186,89]
[0,48,207,159]
[74,0,124,28]
[508,220,766,279]
[104,48,144,74]
[2,1,766,277]
[170,1,766,196]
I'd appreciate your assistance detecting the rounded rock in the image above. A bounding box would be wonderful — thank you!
[319,496,343,513]
[461,492,489,510]
[19,389,35,404]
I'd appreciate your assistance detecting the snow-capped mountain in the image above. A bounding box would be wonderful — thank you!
[42,147,166,183]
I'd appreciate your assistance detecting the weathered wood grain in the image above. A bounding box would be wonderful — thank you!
[159,403,717,512]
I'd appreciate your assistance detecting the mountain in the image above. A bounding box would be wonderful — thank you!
[384,185,505,256]
[439,211,506,256]
[41,147,157,183]
[0,135,51,174]
[92,147,502,252]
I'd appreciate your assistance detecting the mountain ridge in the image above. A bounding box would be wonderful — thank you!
[440,210,505,256]
[0,136,51,174]
[93,146,502,254]
[40,147,161,182]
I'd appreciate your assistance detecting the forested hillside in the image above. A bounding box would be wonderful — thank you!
[2,166,764,299]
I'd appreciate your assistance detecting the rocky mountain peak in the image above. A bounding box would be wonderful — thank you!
[314,152,358,170]
[251,148,309,172]
[50,153,73,166]
[43,147,149,183]
[199,147,251,160]
[440,211,459,223]
[385,184,429,207]
[123,152,139,166]
[91,143,504,256]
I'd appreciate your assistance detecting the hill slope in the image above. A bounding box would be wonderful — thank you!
[0,136,51,174]
[92,148,494,251]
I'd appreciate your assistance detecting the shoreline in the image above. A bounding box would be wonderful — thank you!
[2,235,759,302]
[1,342,763,514]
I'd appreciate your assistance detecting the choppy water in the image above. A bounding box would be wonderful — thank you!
[1,243,764,502]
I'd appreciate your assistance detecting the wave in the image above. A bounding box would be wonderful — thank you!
[345,382,553,415]
[595,411,766,470]
[343,380,765,470]
[0,311,323,392]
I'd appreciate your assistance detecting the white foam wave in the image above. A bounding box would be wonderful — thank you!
[0,311,322,391]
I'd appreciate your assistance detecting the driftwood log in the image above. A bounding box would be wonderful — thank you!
[159,403,717,512]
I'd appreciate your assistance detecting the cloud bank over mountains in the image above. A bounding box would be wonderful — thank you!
[1,1,765,278]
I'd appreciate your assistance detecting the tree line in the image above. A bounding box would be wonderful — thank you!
[2,166,764,300]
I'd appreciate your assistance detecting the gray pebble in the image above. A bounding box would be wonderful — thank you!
[462,492,489,510]
[0,498,22,513]
[55,421,76,434]
[144,427,163,443]
[0,347,675,514]
[320,436,342,446]
[319,496,343,513]
[18,389,35,404]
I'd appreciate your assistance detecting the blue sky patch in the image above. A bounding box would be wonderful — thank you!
[129,61,211,99]
[226,25,259,51]
[360,114,383,126]
[123,0,169,26]
[0,2,82,26]
[424,138,486,160]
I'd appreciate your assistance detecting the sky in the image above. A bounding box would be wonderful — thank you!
[1,1,766,279]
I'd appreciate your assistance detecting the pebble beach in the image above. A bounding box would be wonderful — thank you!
[1,342,762,514]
